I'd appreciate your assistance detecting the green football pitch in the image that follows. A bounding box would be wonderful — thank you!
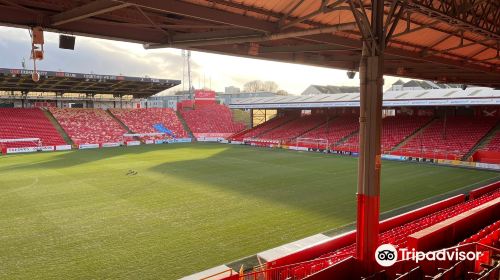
[0,143,498,279]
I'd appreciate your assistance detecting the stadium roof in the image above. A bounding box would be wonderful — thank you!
[229,87,500,109]
[0,0,498,87]
[0,68,180,97]
[303,85,360,95]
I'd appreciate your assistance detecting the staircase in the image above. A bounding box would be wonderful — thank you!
[43,108,73,145]
[175,110,194,139]
[462,120,500,161]
[293,119,330,140]
[332,129,359,147]
[391,117,436,151]
[106,109,133,133]
[105,109,144,142]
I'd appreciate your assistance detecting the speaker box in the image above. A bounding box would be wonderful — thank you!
[32,27,44,44]
[59,35,75,50]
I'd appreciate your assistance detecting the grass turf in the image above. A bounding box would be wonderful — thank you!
[0,143,498,279]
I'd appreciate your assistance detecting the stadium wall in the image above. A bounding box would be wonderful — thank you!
[473,151,500,164]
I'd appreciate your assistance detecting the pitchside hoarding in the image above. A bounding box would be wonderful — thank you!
[79,144,99,149]
[126,141,141,146]
[56,145,72,151]
[102,142,121,148]
[6,147,37,154]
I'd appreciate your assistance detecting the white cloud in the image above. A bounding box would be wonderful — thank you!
[0,26,404,95]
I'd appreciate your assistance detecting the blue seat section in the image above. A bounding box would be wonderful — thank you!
[153,123,175,138]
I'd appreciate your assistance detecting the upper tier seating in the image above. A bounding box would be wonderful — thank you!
[0,108,66,148]
[336,116,432,152]
[231,115,296,141]
[109,108,188,140]
[300,116,359,145]
[180,104,245,135]
[256,114,327,142]
[49,108,126,145]
[395,116,497,159]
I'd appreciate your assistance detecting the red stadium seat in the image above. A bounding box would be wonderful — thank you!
[256,114,327,142]
[394,116,497,159]
[110,108,188,140]
[259,188,500,280]
[49,108,126,145]
[301,116,359,145]
[0,108,66,149]
[231,114,296,141]
[180,104,245,136]
[336,116,432,153]
[480,131,500,152]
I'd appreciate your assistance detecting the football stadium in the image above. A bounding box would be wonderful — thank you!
[0,1,499,280]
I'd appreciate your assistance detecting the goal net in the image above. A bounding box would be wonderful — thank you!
[0,138,42,150]
[295,137,329,150]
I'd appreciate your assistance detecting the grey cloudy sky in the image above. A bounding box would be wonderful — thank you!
[0,26,404,95]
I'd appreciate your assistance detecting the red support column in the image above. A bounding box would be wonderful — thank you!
[354,0,385,274]
[356,51,383,273]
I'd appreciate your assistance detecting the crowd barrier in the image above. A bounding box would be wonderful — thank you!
[469,181,500,199]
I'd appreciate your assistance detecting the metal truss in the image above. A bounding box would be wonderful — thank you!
[404,0,500,40]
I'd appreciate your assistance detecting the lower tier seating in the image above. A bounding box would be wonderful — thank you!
[180,104,245,135]
[394,116,497,159]
[109,108,188,140]
[256,114,327,142]
[480,131,500,152]
[231,115,296,141]
[300,116,359,145]
[0,108,66,148]
[49,108,126,145]
[335,116,432,152]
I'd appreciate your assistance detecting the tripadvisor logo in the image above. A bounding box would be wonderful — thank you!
[375,244,398,267]
[375,244,484,267]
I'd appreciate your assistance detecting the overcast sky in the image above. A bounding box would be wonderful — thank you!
[0,26,404,95]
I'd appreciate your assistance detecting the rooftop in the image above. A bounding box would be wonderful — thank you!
[0,68,180,97]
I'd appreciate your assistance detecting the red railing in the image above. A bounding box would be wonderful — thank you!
[237,242,500,280]
[200,268,236,280]
[239,252,354,280]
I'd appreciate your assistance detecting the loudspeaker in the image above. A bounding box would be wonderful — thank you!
[59,35,75,50]
[32,27,44,44]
